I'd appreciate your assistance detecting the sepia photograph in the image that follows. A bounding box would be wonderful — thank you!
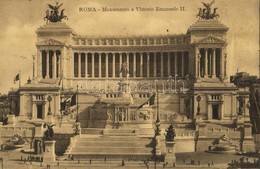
[0,0,259,168]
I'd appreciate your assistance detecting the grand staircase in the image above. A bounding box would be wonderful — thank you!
[64,128,155,161]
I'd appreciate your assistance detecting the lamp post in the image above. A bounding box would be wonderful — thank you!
[47,96,52,115]
[76,84,79,122]
[154,80,161,169]
[174,74,178,93]
[60,88,65,127]
[196,95,201,115]
[224,53,227,78]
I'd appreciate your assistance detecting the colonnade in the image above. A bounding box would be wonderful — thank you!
[197,47,225,78]
[73,51,189,78]
[39,50,62,79]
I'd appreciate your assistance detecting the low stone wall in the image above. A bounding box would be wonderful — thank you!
[1,126,35,143]
[174,137,195,152]
[253,134,260,151]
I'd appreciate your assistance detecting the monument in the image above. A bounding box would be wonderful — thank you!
[4,0,256,164]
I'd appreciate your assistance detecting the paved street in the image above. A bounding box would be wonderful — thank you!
[0,150,256,169]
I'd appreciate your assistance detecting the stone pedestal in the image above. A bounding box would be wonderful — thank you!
[155,135,162,155]
[165,142,176,164]
[7,114,16,125]
[43,140,56,162]
[45,115,54,125]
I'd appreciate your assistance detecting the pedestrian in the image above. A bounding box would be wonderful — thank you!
[183,159,185,164]
[104,156,106,162]
[198,160,200,165]
[208,162,210,167]
[90,158,92,164]
[122,160,125,166]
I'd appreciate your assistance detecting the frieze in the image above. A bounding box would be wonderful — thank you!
[72,35,190,46]
[195,35,226,44]
[71,45,190,52]
[37,38,65,46]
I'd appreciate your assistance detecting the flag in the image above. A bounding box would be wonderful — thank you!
[13,73,20,84]
[60,93,77,111]
[137,93,156,110]
[70,93,77,106]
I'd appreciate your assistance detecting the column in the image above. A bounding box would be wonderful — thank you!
[160,52,163,77]
[153,53,156,77]
[119,53,122,77]
[147,53,150,77]
[220,48,225,78]
[32,101,35,119]
[204,48,208,77]
[38,50,42,79]
[209,52,212,76]
[181,51,185,77]
[106,53,108,77]
[92,53,94,78]
[53,51,57,79]
[126,53,129,75]
[57,51,60,78]
[99,53,101,77]
[112,53,115,78]
[133,52,136,77]
[20,94,24,116]
[46,50,49,78]
[61,47,66,78]
[198,55,201,78]
[78,52,81,78]
[140,53,143,77]
[85,52,88,77]
[33,55,36,80]
[167,52,170,76]
[174,52,178,76]
[212,48,216,77]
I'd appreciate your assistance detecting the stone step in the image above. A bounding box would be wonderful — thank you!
[70,147,153,154]
[78,136,150,141]
[75,141,151,147]
[65,153,154,161]
[81,128,104,134]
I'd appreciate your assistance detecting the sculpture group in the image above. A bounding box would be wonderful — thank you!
[44,2,68,23]
[197,0,219,20]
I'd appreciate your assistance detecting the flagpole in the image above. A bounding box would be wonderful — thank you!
[76,84,79,122]
[154,81,161,169]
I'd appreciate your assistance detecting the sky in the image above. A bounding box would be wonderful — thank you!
[0,0,259,94]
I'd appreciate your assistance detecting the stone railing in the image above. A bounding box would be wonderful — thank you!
[73,35,190,46]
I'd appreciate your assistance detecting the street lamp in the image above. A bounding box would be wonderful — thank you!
[153,80,161,169]
[224,53,227,78]
[47,96,52,115]
[174,74,178,93]
[196,95,201,115]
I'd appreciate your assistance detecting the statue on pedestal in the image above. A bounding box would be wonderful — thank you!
[43,123,55,140]
[196,0,219,20]
[44,2,68,23]
[165,124,176,142]
[73,121,81,135]
[120,62,129,79]
[237,96,244,115]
